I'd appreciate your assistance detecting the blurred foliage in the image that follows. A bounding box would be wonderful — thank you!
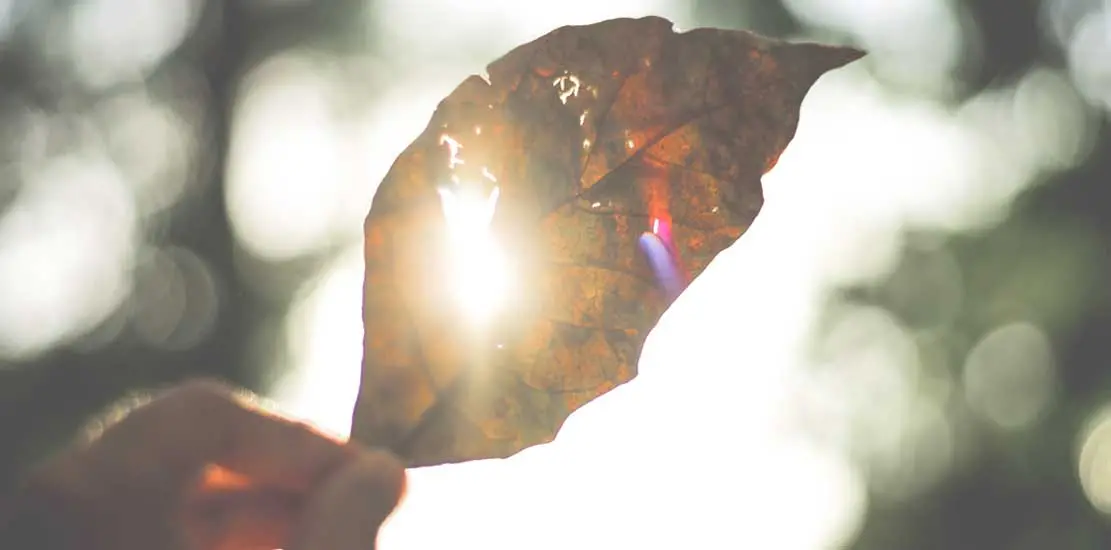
[0,0,369,491]
[0,0,1110,548]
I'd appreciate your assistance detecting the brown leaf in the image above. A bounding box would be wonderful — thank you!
[351,16,863,467]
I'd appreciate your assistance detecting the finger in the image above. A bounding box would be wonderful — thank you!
[199,465,256,494]
[182,487,302,550]
[183,452,405,550]
[23,380,358,549]
[288,450,406,550]
[83,379,355,494]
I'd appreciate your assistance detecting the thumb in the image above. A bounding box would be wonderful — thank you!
[288,450,406,550]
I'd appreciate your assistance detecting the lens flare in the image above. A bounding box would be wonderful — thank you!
[437,184,512,324]
[639,216,687,301]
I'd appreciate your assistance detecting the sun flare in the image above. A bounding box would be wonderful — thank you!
[436,184,512,324]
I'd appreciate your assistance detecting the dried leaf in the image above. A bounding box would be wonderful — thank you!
[351,16,863,467]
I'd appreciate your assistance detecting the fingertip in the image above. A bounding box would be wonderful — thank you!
[288,449,408,550]
[344,449,408,518]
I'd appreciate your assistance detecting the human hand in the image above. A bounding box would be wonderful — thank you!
[1,379,406,550]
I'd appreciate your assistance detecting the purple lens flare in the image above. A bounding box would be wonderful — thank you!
[638,232,685,302]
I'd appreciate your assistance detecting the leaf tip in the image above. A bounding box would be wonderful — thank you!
[835,45,868,67]
[775,41,866,95]
[795,42,867,72]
